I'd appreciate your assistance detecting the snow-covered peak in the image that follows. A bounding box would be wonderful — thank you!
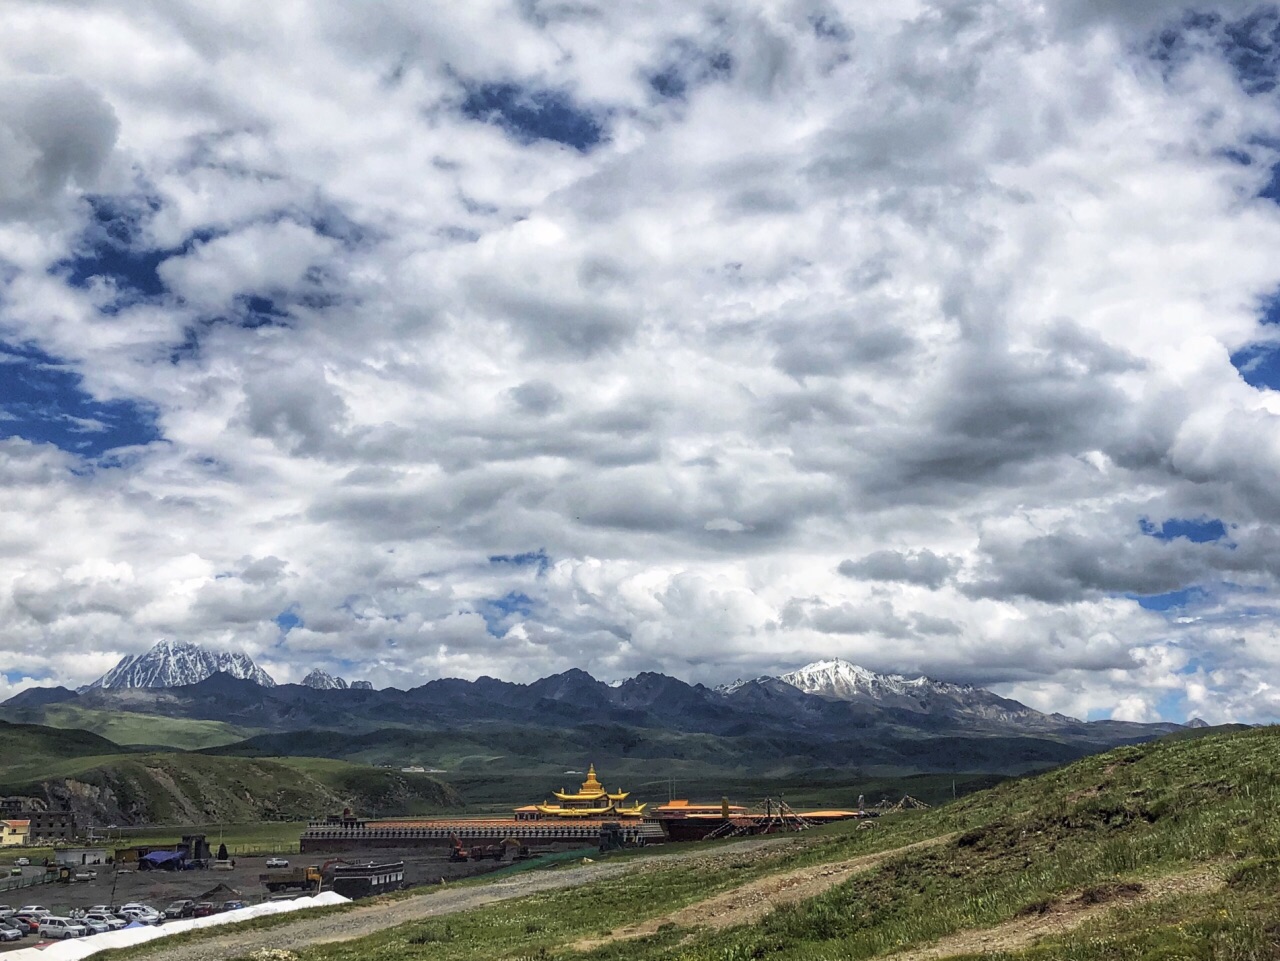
[780,658,932,699]
[81,640,277,691]
[301,669,349,690]
[715,675,773,695]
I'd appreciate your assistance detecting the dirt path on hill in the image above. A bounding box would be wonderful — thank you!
[117,836,795,961]
[569,833,957,953]
[885,865,1226,960]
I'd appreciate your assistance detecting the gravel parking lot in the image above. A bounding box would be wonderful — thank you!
[0,849,517,952]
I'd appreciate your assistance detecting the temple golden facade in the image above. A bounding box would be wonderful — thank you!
[514,764,647,820]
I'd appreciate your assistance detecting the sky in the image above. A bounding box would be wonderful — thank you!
[3,1,1280,724]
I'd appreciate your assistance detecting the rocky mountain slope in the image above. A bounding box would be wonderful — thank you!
[9,645,1198,781]
[80,640,276,691]
[301,669,349,690]
[774,658,1074,728]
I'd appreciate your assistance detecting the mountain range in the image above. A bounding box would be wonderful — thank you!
[74,640,371,693]
[2,642,1200,779]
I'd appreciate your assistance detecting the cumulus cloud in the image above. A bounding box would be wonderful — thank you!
[3,0,1280,723]
[0,77,118,220]
[838,550,959,590]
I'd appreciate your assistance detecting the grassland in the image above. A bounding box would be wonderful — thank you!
[0,722,465,828]
[206,725,1280,961]
[22,703,263,749]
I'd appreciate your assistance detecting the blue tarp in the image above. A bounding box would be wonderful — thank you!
[139,850,183,867]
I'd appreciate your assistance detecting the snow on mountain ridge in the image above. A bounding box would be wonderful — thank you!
[81,640,276,691]
[780,658,968,700]
[301,669,349,690]
[741,657,1075,727]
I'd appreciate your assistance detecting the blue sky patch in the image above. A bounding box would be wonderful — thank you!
[461,82,606,152]
[275,609,302,633]
[478,591,535,635]
[1139,516,1228,543]
[1231,342,1280,389]
[170,293,294,362]
[0,341,161,457]
[489,548,551,575]
[648,42,734,101]
[53,195,219,309]
[1151,8,1280,95]
[1129,586,1209,611]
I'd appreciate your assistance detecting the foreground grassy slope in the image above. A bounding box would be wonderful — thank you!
[251,725,1279,961]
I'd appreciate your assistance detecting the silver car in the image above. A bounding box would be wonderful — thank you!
[79,915,111,934]
[38,917,88,940]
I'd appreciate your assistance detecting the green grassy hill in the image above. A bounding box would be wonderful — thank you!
[0,719,464,827]
[0,703,261,749]
[236,725,1280,961]
[0,717,124,760]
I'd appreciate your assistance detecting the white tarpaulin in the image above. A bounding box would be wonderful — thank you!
[3,893,351,961]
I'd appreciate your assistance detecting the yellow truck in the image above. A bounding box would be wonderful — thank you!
[259,866,321,893]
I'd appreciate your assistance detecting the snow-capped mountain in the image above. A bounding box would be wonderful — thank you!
[781,658,936,700]
[727,658,1075,728]
[81,640,276,691]
[301,669,349,690]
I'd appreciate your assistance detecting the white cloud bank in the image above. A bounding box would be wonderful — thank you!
[1,0,1280,723]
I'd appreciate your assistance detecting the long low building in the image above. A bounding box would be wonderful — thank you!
[299,765,866,853]
[300,814,663,853]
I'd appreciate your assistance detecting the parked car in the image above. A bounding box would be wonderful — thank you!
[164,899,196,919]
[0,919,26,942]
[118,904,162,924]
[16,905,48,914]
[221,900,248,912]
[79,916,111,935]
[13,857,29,867]
[39,917,88,940]
[264,857,290,869]
[84,912,126,931]
[0,905,12,918]
[10,914,43,934]
[191,902,217,918]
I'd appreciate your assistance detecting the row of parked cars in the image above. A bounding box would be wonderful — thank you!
[0,899,249,941]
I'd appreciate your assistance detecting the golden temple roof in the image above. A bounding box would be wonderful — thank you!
[523,764,645,819]
[553,763,618,801]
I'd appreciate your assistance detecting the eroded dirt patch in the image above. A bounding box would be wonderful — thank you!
[570,833,956,952]
[885,865,1224,960]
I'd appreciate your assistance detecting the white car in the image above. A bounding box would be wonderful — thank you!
[13,858,29,867]
[84,913,125,931]
[264,857,290,869]
[17,905,48,915]
[118,904,161,924]
[39,917,87,940]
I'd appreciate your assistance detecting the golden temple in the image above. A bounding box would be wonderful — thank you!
[514,764,647,820]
